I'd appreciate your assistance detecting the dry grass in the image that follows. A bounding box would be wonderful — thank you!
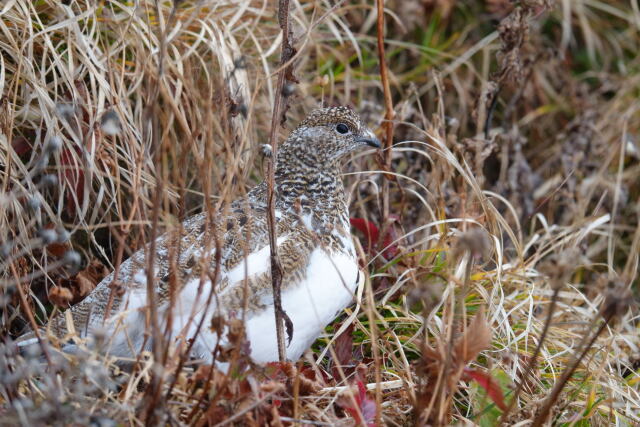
[0,0,638,425]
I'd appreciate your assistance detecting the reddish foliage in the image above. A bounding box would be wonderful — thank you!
[264,361,293,381]
[42,223,71,257]
[332,322,355,378]
[56,258,109,304]
[349,216,399,259]
[60,146,84,217]
[339,380,378,427]
[11,136,32,156]
[462,367,507,411]
[49,286,73,308]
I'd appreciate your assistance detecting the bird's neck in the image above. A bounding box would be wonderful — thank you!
[275,160,344,203]
[269,147,347,222]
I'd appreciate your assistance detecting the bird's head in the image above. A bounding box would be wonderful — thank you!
[280,106,380,167]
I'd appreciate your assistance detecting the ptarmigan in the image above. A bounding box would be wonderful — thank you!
[19,106,380,365]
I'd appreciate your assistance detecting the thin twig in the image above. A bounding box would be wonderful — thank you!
[500,286,561,423]
[374,1,394,423]
[375,0,395,228]
[266,0,297,363]
[9,261,53,366]
[142,1,179,421]
[531,313,613,426]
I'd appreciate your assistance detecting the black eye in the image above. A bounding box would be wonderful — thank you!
[335,123,350,134]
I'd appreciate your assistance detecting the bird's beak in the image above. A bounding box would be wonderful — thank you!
[355,129,381,148]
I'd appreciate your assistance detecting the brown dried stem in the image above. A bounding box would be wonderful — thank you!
[500,286,560,423]
[531,312,614,426]
[141,1,180,421]
[266,0,297,363]
[375,0,395,227]
[10,261,52,366]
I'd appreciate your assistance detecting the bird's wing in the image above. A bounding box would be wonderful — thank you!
[212,225,318,314]
[44,213,210,339]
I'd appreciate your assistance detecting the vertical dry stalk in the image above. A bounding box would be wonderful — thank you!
[373,1,393,421]
[500,286,561,423]
[365,273,383,426]
[531,312,614,426]
[375,0,395,227]
[141,2,180,421]
[266,0,296,363]
[9,262,52,366]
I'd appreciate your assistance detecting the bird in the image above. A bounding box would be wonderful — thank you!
[17,106,381,365]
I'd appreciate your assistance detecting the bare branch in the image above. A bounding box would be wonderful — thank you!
[266,0,298,363]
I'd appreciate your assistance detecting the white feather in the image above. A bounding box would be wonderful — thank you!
[245,247,359,362]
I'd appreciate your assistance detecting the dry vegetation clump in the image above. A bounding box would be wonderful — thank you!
[0,0,638,425]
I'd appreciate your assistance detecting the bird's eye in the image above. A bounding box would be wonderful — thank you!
[335,123,350,134]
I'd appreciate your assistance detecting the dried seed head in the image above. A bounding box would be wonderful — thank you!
[0,242,11,259]
[100,110,121,136]
[260,144,273,158]
[227,318,245,343]
[407,280,443,315]
[234,56,247,69]
[38,228,57,244]
[63,250,82,268]
[210,315,226,337]
[600,276,631,323]
[539,247,580,290]
[45,136,62,153]
[26,196,41,211]
[49,286,73,307]
[314,74,330,87]
[229,101,248,118]
[282,83,295,97]
[453,228,492,261]
[56,228,70,243]
[55,102,77,120]
[40,174,58,188]
[446,116,460,128]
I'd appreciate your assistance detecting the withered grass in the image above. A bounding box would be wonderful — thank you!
[0,1,638,425]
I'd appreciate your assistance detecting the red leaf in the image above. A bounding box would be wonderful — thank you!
[350,217,400,259]
[463,368,507,411]
[339,380,378,427]
[60,147,84,216]
[11,137,32,156]
[350,218,379,251]
[299,364,317,381]
[42,223,70,257]
[380,214,400,259]
[264,361,287,380]
[334,323,354,368]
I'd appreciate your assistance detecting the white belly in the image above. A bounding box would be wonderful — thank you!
[244,248,359,362]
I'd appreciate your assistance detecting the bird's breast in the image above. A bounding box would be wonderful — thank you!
[243,245,360,363]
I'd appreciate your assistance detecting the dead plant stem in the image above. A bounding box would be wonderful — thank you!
[375,0,395,231]
[531,313,613,426]
[266,0,296,363]
[9,261,52,366]
[501,286,561,423]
